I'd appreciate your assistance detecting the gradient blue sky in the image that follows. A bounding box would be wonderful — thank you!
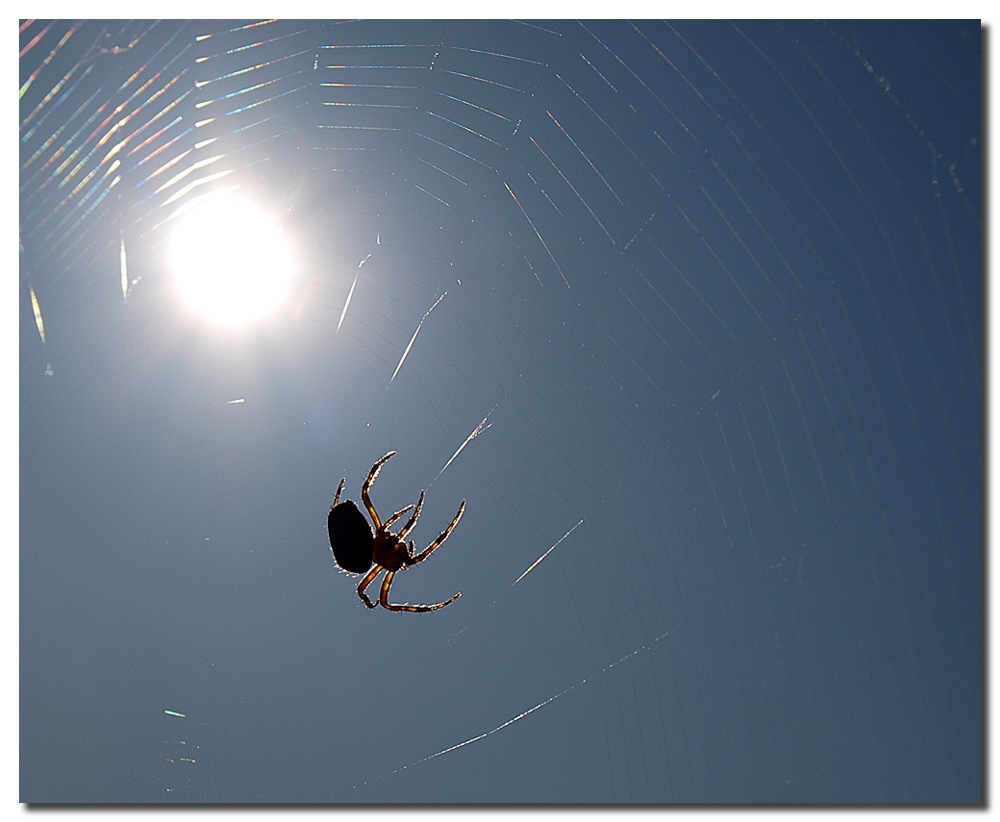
[20,18,981,804]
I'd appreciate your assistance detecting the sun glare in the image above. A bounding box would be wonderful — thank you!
[168,193,293,326]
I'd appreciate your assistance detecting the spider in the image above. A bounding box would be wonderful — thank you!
[327,451,465,612]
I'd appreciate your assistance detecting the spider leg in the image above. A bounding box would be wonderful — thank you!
[410,500,465,564]
[361,451,395,530]
[396,490,424,540]
[357,565,382,608]
[383,503,415,530]
[379,570,396,608]
[332,477,345,508]
[380,570,461,613]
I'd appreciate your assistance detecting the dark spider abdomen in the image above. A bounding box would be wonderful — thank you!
[328,500,374,573]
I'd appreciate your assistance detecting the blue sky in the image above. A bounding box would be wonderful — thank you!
[20,19,981,803]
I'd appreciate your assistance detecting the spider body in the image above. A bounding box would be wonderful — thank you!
[328,451,465,612]
[327,501,376,574]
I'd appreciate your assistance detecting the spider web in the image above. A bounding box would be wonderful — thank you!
[19,18,981,803]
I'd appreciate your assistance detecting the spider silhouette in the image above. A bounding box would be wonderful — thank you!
[327,451,465,612]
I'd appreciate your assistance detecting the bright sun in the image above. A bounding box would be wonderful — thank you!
[168,192,293,326]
